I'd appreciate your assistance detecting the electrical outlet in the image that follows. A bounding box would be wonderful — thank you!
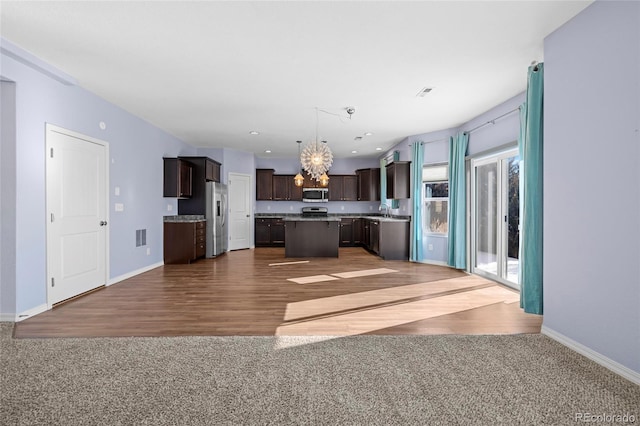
[267,205,271,211]
[146,248,151,255]
[167,204,173,211]
[115,203,124,212]
[428,244,434,251]
[289,205,293,211]
[341,205,344,211]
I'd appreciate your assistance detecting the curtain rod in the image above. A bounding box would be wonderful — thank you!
[409,138,446,146]
[464,106,521,135]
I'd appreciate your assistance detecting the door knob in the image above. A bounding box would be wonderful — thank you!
[100,221,108,226]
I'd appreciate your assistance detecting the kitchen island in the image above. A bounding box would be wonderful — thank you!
[283,216,341,258]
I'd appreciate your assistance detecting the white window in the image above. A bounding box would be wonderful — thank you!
[423,164,448,234]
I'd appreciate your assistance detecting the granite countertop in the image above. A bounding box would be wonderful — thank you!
[164,215,206,223]
[282,216,342,222]
[255,213,410,222]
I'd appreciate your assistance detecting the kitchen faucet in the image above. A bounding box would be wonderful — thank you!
[378,204,390,218]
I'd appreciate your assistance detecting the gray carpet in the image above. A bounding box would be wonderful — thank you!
[1,323,638,425]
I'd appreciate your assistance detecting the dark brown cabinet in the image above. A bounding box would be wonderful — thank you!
[271,219,285,244]
[255,217,285,247]
[357,168,381,201]
[176,156,222,215]
[364,219,409,260]
[386,161,411,199]
[339,217,363,247]
[329,175,358,201]
[340,218,354,246]
[163,220,205,264]
[163,158,192,198]
[205,158,221,182]
[256,169,274,200]
[272,175,302,201]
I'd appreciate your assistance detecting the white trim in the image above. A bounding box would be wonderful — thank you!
[15,303,48,322]
[542,325,640,386]
[108,262,164,286]
[1,38,78,85]
[0,313,16,322]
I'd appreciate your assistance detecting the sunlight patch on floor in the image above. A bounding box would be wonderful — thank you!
[287,275,338,284]
[276,286,519,340]
[331,268,398,279]
[283,275,491,321]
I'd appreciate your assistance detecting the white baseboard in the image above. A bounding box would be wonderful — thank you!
[108,261,164,286]
[542,325,640,386]
[16,303,48,322]
[0,313,16,322]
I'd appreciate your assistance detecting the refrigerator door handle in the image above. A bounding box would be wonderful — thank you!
[221,193,227,227]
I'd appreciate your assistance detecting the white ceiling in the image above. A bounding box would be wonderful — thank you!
[1,1,591,159]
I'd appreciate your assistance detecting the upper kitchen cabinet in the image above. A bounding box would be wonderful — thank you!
[175,156,221,215]
[328,175,358,201]
[163,158,192,198]
[273,175,302,201]
[386,161,411,199]
[180,156,221,183]
[205,158,221,182]
[256,169,274,200]
[356,168,380,201]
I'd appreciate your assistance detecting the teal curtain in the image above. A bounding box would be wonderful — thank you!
[519,63,544,315]
[410,142,424,262]
[447,132,469,269]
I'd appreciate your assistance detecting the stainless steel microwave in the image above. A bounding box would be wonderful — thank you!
[302,187,329,203]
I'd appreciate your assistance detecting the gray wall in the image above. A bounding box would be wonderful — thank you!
[1,42,193,315]
[543,1,640,373]
[0,81,17,319]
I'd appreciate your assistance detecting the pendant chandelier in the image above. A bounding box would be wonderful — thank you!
[300,108,332,186]
[294,141,305,187]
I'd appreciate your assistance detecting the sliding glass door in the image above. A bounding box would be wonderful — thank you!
[471,148,520,289]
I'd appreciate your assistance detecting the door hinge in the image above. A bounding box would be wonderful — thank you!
[50,148,54,158]
[51,213,55,222]
[51,277,55,287]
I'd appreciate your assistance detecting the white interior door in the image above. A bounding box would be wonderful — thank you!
[46,124,109,306]
[228,173,252,250]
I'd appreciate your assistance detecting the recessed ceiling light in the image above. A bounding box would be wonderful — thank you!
[364,132,373,136]
[375,147,382,151]
[265,150,271,153]
[249,131,260,135]
[351,150,358,154]
[416,87,434,97]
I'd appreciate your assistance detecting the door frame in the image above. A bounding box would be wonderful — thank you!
[45,123,110,309]
[228,172,253,250]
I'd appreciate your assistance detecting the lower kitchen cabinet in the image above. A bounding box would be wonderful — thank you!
[255,218,285,247]
[365,219,409,260]
[164,220,206,264]
[339,218,363,247]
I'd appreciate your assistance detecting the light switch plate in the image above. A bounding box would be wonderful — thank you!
[167,204,173,211]
[114,186,120,196]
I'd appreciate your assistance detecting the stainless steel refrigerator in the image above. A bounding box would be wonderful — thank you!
[205,182,228,257]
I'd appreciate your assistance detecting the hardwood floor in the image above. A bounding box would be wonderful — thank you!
[13,247,542,338]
